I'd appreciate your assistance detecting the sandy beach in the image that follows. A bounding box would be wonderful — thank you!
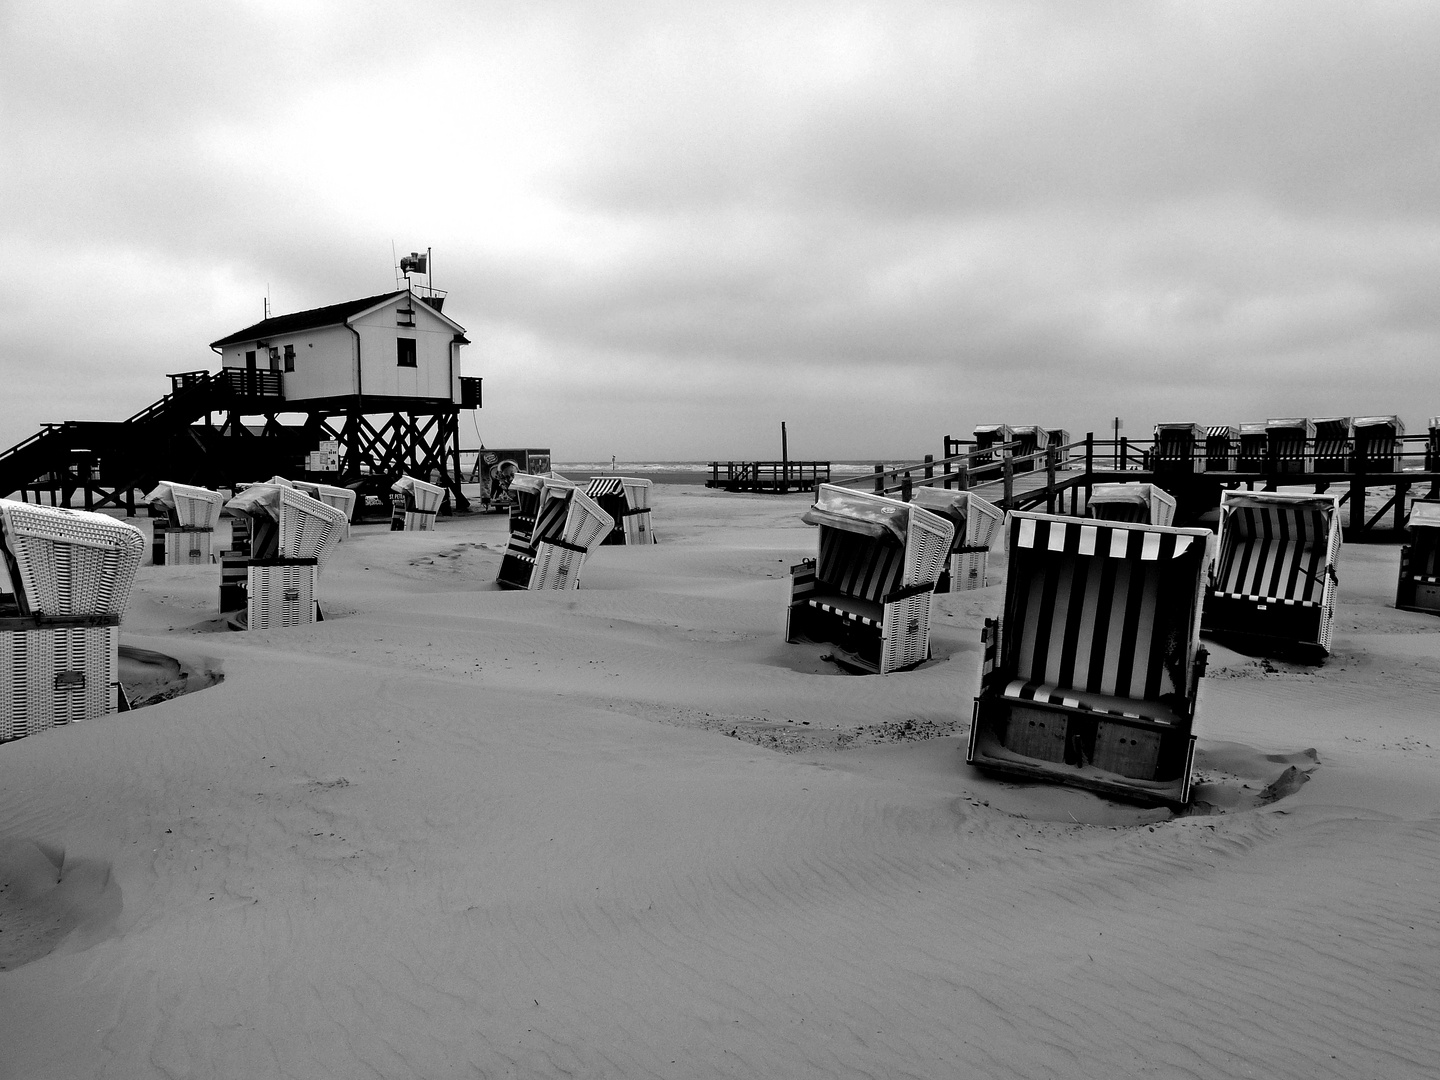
[2,485,1438,1079]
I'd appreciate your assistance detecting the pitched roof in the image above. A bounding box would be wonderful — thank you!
[210,291,438,348]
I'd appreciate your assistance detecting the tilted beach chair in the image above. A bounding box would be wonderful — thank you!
[1395,499,1440,616]
[1,499,145,742]
[910,488,1004,592]
[1353,416,1405,473]
[1087,483,1176,527]
[496,478,614,591]
[390,476,444,531]
[787,485,954,674]
[1202,490,1342,658]
[1205,425,1238,472]
[143,480,224,565]
[290,481,357,540]
[223,485,347,629]
[1153,424,1206,474]
[584,477,656,545]
[1265,418,1315,474]
[967,511,1212,806]
[1312,417,1353,473]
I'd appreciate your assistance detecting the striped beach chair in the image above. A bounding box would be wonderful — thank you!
[1205,425,1237,472]
[1395,499,1440,615]
[967,511,1212,806]
[1011,426,1049,474]
[1086,483,1176,526]
[496,479,614,591]
[787,484,954,674]
[584,477,655,545]
[972,424,1013,468]
[911,488,1004,592]
[1236,422,1269,473]
[1,500,144,742]
[1153,424,1205,473]
[1202,490,1342,658]
[143,480,224,565]
[1353,416,1405,473]
[1312,417,1353,473]
[1265,418,1315,474]
[390,476,444,531]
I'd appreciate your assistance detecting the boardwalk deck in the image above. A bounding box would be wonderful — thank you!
[706,461,829,493]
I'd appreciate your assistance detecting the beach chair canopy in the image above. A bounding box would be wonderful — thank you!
[142,481,224,529]
[1155,423,1206,439]
[1207,425,1238,438]
[974,424,1013,441]
[1265,417,1316,436]
[1406,500,1440,530]
[392,476,445,513]
[224,485,347,567]
[1087,483,1176,526]
[802,484,911,545]
[0,499,146,618]
[910,488,1004,550]
[1354,415,1404,436]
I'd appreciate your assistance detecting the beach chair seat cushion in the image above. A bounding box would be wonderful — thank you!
[1000,678,1186,728]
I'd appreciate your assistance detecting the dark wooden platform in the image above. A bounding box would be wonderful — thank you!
[706,461,829,493]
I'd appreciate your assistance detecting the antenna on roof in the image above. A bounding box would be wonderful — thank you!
[264,284,270,320]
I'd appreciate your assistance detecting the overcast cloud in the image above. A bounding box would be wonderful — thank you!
[3,0,1438,460]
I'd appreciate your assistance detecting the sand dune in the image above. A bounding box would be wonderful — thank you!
[2,487,1437,1078]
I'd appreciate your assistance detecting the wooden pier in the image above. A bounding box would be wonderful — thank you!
[706,461,829,493]
[822,432,1440,541]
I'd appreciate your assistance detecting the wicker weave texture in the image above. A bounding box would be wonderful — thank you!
[247,563,317,630]
[277,489,346,567]
[881,592,933,673]
[1,624,118,742]
[0,500,145,617]
[163,530,214,565]
[531,545,587,590]
[947,550,990,591]
[902,508,955,587]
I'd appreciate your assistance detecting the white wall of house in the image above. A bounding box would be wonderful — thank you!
[217,292,463,404]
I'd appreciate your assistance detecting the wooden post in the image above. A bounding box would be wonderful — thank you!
[923,454,933,482]
[1084,432,1094,508]
[1396,480,1409,531]
[1046,446,1057,513]
[901,471,912,501]
[1350,457,1366,533]
[1002,449,1014,509]
[1120,436,1129,471]
[957,460,969,491]
[942,458,951,489]
[874,464,884,494]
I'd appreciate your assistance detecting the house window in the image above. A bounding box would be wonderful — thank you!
[268,346,281,372]
[283,344,295,372]
[397,337,417,367]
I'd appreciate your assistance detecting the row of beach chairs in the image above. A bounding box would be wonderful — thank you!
[1152,416,1418,473]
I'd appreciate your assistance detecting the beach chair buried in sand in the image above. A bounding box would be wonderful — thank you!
[142,480,224,565]
[1395,499,1440,616]
[391,476,444,531]
[1,499,146,742]
[1086,483,1176,527]
[584,477,656,545]
[496,478,614,591]
[967,511,1213,807]
[786,484,954,674]
[1201,490,1342,659]
[909,488,1004,592]
[223,484,347,630]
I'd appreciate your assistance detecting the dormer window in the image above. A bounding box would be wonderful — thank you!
[397,337,417,367]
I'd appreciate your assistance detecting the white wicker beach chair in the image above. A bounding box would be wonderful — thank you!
[787,484,954,674]
[584,477,656,545]
[910,488,1004,592]
[144,480,224,565]
[968,512,1213,807]
[391,475,444,531]
[0,500,145,618]
[1,617,122,743]
[222,485,346,630]
[1087,483,1176,527]
[1010,426,1049,474]
[1202,490,1342,658]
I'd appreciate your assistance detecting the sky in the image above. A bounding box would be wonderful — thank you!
[3,0,1439,462]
